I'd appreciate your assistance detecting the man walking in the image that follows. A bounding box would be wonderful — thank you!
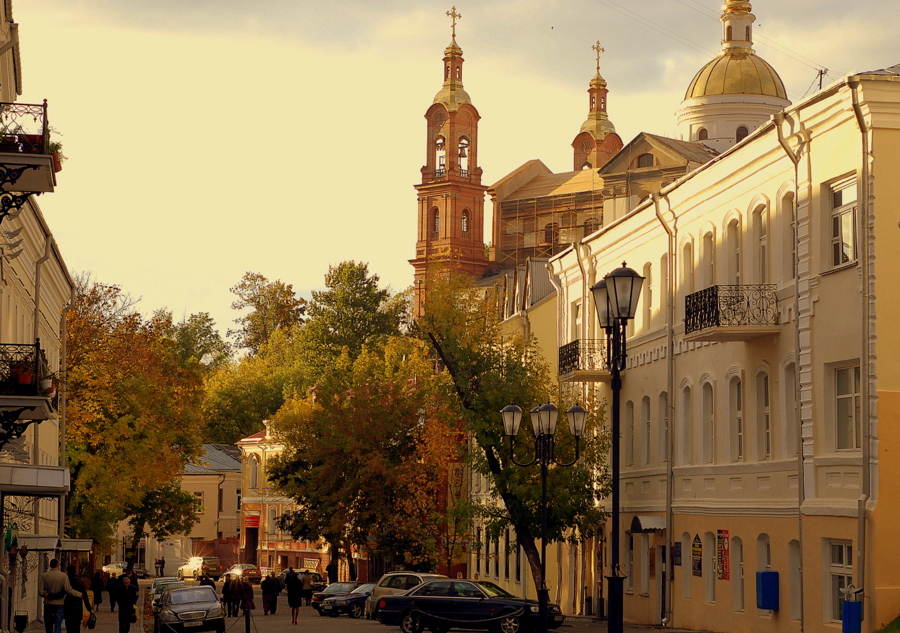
[39,559,83,633]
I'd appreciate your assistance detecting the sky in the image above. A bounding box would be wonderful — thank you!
[11,0,898,340]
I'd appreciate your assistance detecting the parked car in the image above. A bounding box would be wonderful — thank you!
[155,585,225,633]
[222,564,262,584]
[177,557,223,581]
[320,583,375,618]
[276,569,325,592]
[375,579,565,633]
[365,571,447,620]
[101,562,148,578]
[150,581,186,631]
[311,582,364,615]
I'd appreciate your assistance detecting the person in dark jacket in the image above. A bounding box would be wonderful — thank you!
[199,574,216,589]
[285,571,302,624]
[90,572,104,610]
[221,577,235,617]
[114,575,139,633]
[260,573,280,615]
[106,574,119,612]
[64,565,93,633]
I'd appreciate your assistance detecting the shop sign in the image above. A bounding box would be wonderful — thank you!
[691,535,702,577]
[717,530,730,580]
[244,515,260,528]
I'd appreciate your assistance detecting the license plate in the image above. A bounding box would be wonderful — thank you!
[554,615,563,621]
[183,622,203,627]
[322,605,332,610]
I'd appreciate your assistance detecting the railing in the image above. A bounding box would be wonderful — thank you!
[558,339,607,375]
[0,102,49,155]
[459,169,469,177]
[684,285,778,335]
[0,340,53,397]
[435,168,446,178]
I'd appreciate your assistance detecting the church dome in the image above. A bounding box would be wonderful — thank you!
[686,49,787,100]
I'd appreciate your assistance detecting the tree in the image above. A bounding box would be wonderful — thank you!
[415,276,609,601]
[169,311,231,370]
[124,482,202,570]
[65,277,205,549]
[228,272,306,354]
[268,336,452,570]
[297,261,405,379]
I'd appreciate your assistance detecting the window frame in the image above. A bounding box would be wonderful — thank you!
[829,177,858,269]
[835,365,862,451]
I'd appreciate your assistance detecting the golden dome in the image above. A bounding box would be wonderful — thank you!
[686,49,787,100]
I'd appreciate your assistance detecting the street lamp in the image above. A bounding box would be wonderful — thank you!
[501,402,588,633]
[590,263,644,633]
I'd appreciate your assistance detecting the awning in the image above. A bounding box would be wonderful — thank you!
[0,464,68,495]
[629,515,666,533]
[17,534,60,551]
[59,538,93,552]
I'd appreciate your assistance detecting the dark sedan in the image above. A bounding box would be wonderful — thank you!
[376,579,564,633]
[155,585,225,633]
[311,582,365,615]
[320,583,375,618]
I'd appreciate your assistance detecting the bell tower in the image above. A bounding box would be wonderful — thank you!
[572,41,623,171]
[411,7,488,314]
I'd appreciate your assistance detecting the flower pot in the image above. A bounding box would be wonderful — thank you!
[40,378,54,394]
[52,151,62,173]
[16,371,32,385]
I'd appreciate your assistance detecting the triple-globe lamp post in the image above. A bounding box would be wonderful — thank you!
[500,402,587,633]
[590,263,644,633]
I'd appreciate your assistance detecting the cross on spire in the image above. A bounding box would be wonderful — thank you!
[592,40,605,73]
[447,6,461,38]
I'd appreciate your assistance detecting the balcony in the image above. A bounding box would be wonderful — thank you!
[0,340,56,421]
[684,284,779,342]
[558,339,609,382]
[0,101,56,194]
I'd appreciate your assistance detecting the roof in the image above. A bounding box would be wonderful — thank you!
[686,50,787,100]
[237,430,266,443]
[499,169,603,200]
[600,132,718,175]
[644,134,720,165]
[858,63,900,77]
[184,444,242,474]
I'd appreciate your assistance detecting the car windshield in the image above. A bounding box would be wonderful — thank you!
[169,588,217,605]
[325,583,357,594]
[351,584,375,595]
[477,582,515,598]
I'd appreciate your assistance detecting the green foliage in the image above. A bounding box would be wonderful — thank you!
[126,481,203,543]
[228,271,306,354]
[167,311,232,370]
[415,275,609,585]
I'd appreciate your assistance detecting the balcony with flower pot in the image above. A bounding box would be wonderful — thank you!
[0,339,56,423]
[0,100,57,195]
[684,284,780,342]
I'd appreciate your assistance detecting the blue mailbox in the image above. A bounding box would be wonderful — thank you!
[756,570,779,610]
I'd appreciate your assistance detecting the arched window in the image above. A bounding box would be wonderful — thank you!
[444,63,450,80]
[680,386,693,465]
[637,153,654,168]
[591,95,596,109]
[432,208,440,236]
[702,381,715,464]
[543,222,559,245]
[641,396,651,465]
[643,263,653,331]
[727,219,741,284]
[458,137,469,176]
[625,400,635,467]
[753,205,768,283]
[726,25,733,41]
[782,192,796,281]
[658,392,668,464]
[698,128,709,141]
[435,137,446,177]
[756,534,772,615]
[732,537,745,611]
[461,210,469,235]
[730,376,744,462]
[757,372,771,460]
[736,126,749,143]
[701,231,715,288]
[680,241,694,321]
[248,454,260,490]
[584,217,601,235]
[267,506,277,536]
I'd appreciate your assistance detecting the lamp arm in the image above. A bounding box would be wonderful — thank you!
[508,436,539,468]
[552,438,581,468]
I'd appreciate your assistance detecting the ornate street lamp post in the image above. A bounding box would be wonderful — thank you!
[501,402,587,633]
[590,263,644,633]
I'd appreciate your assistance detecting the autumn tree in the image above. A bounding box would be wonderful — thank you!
[65,277,206,549]
[415,276,609,605]
[228,272,306,354]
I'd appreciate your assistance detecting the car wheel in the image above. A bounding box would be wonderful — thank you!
[400,611,423,633]
[498,613,522,633]
[349,603,363,619]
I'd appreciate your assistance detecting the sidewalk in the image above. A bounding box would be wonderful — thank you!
[558,615,716,633]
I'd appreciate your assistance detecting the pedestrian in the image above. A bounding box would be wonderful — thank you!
[64,565,93,633]
[114,575,139,633]
[90,572,104,610]
[285,570,302,624]
[39,558,83,633]
[106,574,119,612]
[300,570,314,607]
[159,557,165,576]
[325,559,337,584]
[199,574,216,589]
[235,577,254,613]
[260,572,279,615]
[221,576,234,617]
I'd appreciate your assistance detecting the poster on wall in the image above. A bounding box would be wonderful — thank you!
[691,535,702,577]
[717,530,730,580]
[673,542,682,566]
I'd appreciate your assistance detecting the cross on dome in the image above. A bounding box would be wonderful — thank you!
[592,41,605,73]
[447,6,461,38]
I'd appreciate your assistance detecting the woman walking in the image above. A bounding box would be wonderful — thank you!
[285,570,302,624]
[90,572,104,611]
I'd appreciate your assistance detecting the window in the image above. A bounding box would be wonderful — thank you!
[626,535,634,592]
[784,363,799,457]
[836,366,861,450]
[458,137,469,176]
[484,531,490,574]
[701,231,715,288]
[640,534,650,596]
[267,506,277,536]
[461,210,469,235]
[782,192,796,281]
[543,223,559,245]
[702,382,714,464]
[584,217,601,235]
[515,540,521,582]
[730,377,744,462]
[727,219,741,284]
[658,392,668,464]
[493,537,500,577]
[218,487,224,513]
[698,128,709,141]
[789,540,801,620]
[757,372,771,459]
[637,153,654,168]
[753,206,768,283]
[736,126,749,143]
[726,25,733,41]
[682,532,692,598]
[828,541,853,622]
[641,396,651,465]
[435,137,446,177]
[236,488,241,509]
[625,401,635,467]
[643,263,653,330]
[732,537,745,611]
[195,491,204,513]
[433,208,440,236]
[248,455,259,490]
[704,532,716,603]
[503,529,510,579]
[831,178,858,267]
[680,386,693,465]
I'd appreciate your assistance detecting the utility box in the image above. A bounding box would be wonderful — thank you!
[756,571,779,610]
[842,601,862,633]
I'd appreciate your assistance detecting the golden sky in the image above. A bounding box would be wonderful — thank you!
[12,0,897,337]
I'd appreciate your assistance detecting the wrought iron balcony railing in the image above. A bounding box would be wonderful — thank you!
[558,339,608,381]
[684,284,779,339]
[0,102,50,155]
[0,339,53,398]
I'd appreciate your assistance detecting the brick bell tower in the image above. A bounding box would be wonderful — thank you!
[410,7,489,315]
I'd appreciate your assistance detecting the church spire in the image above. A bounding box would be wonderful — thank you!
[721,0,755,52]
[572,41,621,171]
[434,6,471,108]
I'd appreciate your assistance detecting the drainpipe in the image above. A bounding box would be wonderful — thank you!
[848,77,871,620]
[30,234,51,543]
[651,193,675,627]
[774,109,804,631]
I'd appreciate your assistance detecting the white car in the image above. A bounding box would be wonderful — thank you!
[176,556,223,581]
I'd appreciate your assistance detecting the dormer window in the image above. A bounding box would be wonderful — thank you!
[637,153,654,168]
[698,128,709,141]
[736,126,749,143]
